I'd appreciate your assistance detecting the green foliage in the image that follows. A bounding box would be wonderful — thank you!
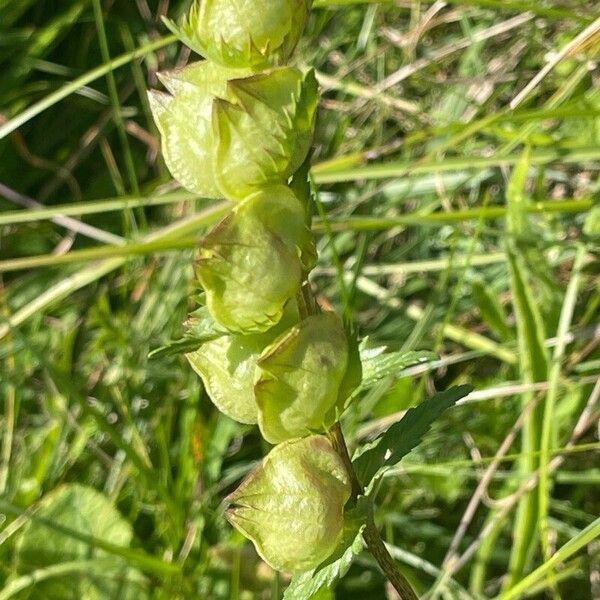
[353,385,473,489]
[283,530,365,599]
[504,149,552,588]
[1,0,599,598]
[359,348,438,390]
[15,485,148,600]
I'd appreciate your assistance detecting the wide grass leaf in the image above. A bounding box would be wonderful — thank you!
[15,484,148,600]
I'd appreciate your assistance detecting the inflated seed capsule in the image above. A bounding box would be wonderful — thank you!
[255,312,361,444]
[148,61,251,198]
[149,64,318,202]
[196,185,315,333]
[213,67,318,200]
[185,304,299,424]
[225,435,351,572]
[164,0,312,69]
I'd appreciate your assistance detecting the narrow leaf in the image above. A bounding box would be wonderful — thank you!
[471,278,512,341]
[504,148,550,589]
[353,384,473,488]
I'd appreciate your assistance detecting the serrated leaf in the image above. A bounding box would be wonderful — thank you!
[360,349,438,388]
[15,484,148,600]
[352,385,473,488]
[225,435,351,573]
[283,533,364,599]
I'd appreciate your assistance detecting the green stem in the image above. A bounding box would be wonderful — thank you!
[363,520,419,600]
[329,422,362,502]
[328,422,419,600]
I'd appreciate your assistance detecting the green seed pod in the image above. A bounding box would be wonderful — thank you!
[196,185,315,333]
[213,67,318,200]
[149,64,318,202]
[164,0,312,69]
[225,435,350,572]
[148,61,250,197]
[255,312,358,444]
[185,304,299,424]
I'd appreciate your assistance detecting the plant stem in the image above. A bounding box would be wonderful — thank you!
[328,422,420,600]
[363,519,419,600]
[329,422,362,501]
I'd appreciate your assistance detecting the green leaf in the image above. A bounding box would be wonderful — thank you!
[471,277,512,341]
[284,530,364,599]
[255,312,355,443]
[498,515,600,600]
[196,185,313,332]
[213,68,318,200]
[352,385,473,488]
[164,0,311,68]
[148,305,228,359]
[225,435,351,573]
[148,336,209,359]
[15,484,148,600]
[339,328,363,409]
[359,348,438,389]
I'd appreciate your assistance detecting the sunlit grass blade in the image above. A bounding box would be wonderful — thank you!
[312,146,600,183]
[538,207,599,572]
[0,202,229,340]
[504,148,550,589]
[496,516,600,600]
[0,35,175,140]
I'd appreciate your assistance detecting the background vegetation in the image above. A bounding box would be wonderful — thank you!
[0,0,598,598]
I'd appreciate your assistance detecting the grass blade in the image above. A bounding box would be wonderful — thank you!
[496,516,600,600]
[504,148,550,588]
[0,35,175,140]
